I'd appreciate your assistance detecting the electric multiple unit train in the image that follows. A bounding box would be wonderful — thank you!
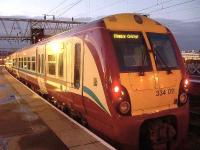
[5,13,189,150]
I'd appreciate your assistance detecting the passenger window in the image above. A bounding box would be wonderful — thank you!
[38,55,40,73]
[48,55,56,75]
[58,53,64,77]
[23,57,27,69]
[41,54,44,74]
[20,58,22,68]
[74,43,81,89]
[12,59,14,66]
[18,58,20,68]
[66,43,72,86]
[31,56,36,71]
[27,57,31,70]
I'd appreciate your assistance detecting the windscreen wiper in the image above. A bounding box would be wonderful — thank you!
[139,49,145,76]
[154,48,172,74]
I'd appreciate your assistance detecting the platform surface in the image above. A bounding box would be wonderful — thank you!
[0,66,113,150]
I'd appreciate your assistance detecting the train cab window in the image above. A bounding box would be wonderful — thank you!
[48,54,56,75]
[31,56,36,71]
[111,32,152,72]
[58,53,64,77]
[147,33,178,70]
[74,43,81,89]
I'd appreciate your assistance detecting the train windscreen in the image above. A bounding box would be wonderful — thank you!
[111,32,152,72]
[147,33,179,70]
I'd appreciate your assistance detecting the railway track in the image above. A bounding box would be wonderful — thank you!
[189,111,200,135]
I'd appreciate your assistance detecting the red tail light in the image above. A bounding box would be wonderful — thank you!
[112,84,131,116]
[112,85,121,98]
[114,86,120,93]
[184,79,189,90]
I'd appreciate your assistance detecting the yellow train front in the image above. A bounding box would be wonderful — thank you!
[5,13,189,150]
[91,14,189,149]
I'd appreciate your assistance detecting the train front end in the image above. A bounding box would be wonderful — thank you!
[103,14,189,149]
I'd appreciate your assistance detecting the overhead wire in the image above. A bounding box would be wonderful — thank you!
[57,0,83,18]
[147,0,195,14]
[137,0,175,12]
[74,0,123,18]
[151,5,200,16]
[47,0,69,14]
[166,16,200,25]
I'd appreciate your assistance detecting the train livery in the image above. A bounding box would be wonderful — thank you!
[5,13,189,149]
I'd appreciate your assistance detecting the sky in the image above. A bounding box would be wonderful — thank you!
[0,0,200,22]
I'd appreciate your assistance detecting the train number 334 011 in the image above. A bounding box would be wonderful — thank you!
[155,88,175,96]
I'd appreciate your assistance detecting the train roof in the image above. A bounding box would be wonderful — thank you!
[15,13,167,53]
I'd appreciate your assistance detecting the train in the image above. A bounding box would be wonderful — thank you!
[5,13,189,150]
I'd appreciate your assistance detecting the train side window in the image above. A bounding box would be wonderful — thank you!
[27,57,31,70]
[38,55,40,73]
[74,43,81,89]
[22,58,23,68]
[48,54,56,75]
[18,58,20,68]
[31,56,36,71]
[58,52,64,77]
[25,57,27,69]
[13,59,15,67]
[66,43,73,86]
[19,58,21,68]
[23,57,24,69]
[41,54,44,74]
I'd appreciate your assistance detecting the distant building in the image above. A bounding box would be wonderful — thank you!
[181,50,200,61]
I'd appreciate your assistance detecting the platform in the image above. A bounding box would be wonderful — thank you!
[0,66,114,150]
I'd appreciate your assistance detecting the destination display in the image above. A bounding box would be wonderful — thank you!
[113,33,139,39]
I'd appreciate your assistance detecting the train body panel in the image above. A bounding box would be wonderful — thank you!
[5,13,189,149]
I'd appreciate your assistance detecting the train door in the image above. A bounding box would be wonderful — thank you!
[36,46,47,94]
[66,39,85,114]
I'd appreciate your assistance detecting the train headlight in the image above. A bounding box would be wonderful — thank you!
[178,93,188,106]
[118,101,131,115]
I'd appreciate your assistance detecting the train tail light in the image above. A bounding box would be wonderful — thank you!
[183,78,189,92]
[114,85,120,93]
[112,85,121,98]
